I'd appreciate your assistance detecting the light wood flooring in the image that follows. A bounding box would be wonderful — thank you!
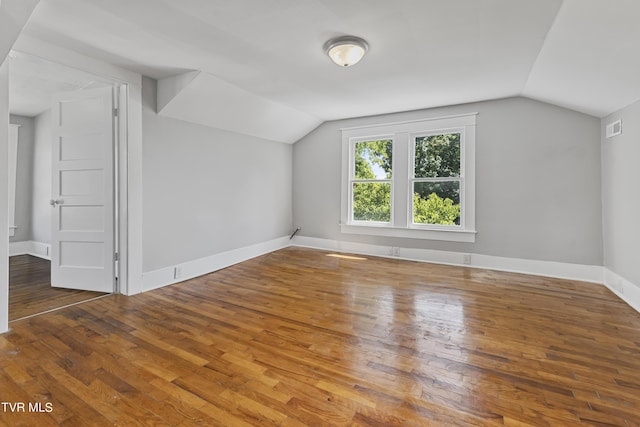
[9,255,108,321]
[1,247,640,426]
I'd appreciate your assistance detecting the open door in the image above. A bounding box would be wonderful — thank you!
[50,86,115,293]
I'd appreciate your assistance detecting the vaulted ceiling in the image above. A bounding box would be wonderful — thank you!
[12,0,640,143]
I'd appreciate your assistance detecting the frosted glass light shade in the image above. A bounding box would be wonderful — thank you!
[324,36,369,67]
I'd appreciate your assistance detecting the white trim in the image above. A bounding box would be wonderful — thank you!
[123,79,143,295]
[9,240,51,260]
[340,112,479,132]
[340,224,476,242]
[142,236,290,292]
[471,253,602,284]
[603,268,640,313]
[291,236,603,284]
[1,55,9,334]
[9,241,31,257]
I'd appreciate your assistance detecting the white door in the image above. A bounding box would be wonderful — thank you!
[50,86,115,292]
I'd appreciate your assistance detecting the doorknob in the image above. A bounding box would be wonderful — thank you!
[49,199,64,207]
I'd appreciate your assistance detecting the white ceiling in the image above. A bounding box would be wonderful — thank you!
[11,0,640,142]
[9,51,113,117]
[522,0,640,117]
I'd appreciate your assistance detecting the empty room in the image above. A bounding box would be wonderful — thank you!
[1,0,640,426]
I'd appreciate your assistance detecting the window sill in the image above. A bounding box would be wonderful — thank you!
[340,224,476,243]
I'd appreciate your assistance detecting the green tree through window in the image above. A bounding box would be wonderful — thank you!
[351,134,463,226]
[353,140,392,222]
[413,133,461,225]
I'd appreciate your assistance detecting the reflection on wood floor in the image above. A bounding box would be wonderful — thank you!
[9,254,108,321]
[2,247,640,425]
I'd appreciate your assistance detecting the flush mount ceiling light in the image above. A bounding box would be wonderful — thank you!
[323,35,369,67]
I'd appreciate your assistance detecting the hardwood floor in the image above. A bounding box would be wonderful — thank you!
[9,255,108,321]
[1,247,640,426]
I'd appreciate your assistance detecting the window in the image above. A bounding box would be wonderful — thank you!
[412,132,461,227]
[341,114,476,242]
[350,138,393,224]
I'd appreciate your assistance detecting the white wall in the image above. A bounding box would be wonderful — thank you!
[8,114,34,243]
[29,108,51,245]
[293,97,603,266]
[601,100,640,286]
[142,77,292,272]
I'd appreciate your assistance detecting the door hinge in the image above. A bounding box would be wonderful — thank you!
[114,252,119,261]
[113,107,119,117]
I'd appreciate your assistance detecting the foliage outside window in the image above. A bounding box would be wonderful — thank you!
[341,114,476,242]
[412,133,461,226]
[352,139,392,223]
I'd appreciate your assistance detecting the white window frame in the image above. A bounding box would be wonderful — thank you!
[409,128,465,231]
[341,113,476,243]
[348,135,394,227]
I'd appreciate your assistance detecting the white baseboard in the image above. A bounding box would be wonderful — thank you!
[134,234,640,317]
[291,236,603,284]
[604,269,640,313]
[9,241,32,256]
[9,240,51,260]
[142,236,291,292]
[471,253,603,284]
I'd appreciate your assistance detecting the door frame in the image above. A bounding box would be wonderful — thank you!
[2,40,144,332]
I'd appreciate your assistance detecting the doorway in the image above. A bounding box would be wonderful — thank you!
[8,51,119,320]
[8,255,108,321]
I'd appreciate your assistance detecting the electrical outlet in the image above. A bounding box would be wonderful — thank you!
[463,254,471,265]
[392,247,400,256]
[173,266,183,280]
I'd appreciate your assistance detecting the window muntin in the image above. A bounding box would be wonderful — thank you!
[350,139,393,223]
[411,132,462,227]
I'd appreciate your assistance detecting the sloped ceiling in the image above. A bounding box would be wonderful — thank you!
[9,50,114,117]
[0,0,40,62]
[523,0,640,116]
[13,0,640,143]
[156,71,321,143]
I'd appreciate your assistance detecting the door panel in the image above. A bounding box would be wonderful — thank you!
[59,133,103,161]
[51,87,115,292]
[60,169,104,196]
[59,206,104,232]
